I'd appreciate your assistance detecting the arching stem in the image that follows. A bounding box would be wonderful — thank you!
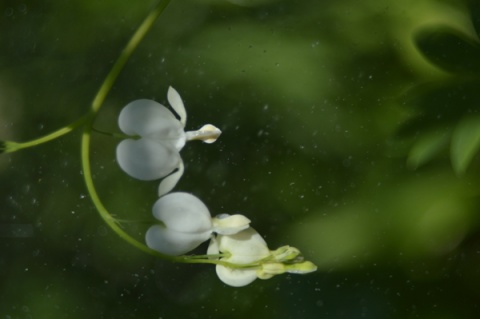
[80,0,174,259]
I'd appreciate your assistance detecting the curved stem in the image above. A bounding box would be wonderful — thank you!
[80,0,178,261]
[2,1,172,154]
[81,127,254,267]
[2,0,267,271]
[80,0,267,269]
[90,0,172,114]
[2,114,89,153]
[81,120,177,261]
[81,0,172,249]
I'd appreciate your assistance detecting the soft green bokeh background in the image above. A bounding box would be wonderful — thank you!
[2,0,480,318]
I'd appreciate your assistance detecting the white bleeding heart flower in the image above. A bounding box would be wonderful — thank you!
[145,192,250,256]
[207,227,271,287]
[116,87,221,196]
[207,230,318,287]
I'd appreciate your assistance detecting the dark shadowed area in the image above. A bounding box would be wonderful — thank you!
[1,0,480,318]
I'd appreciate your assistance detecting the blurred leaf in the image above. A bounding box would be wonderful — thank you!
[397,80,480,137]
[469,0,480,38]
[451,114,480,175]
[407,129,450,169]
[289,171,474,270]
[414,26,480,75]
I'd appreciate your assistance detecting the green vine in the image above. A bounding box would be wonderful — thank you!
[0,0,317,279]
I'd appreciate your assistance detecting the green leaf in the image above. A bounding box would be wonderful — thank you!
[414,26,480,75]
[407,130,450,169]
[397,80,480,138]
[451,114,480,174]
[469,0,480,38]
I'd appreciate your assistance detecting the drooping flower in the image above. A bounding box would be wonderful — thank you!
[208,229,318,287]
[207,227,271,287]
[145,192,250,256]
[116,87,221,196]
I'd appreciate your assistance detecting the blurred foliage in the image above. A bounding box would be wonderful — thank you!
[1,0,480,318]
[402,0,480,175]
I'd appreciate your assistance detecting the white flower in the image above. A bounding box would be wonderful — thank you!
[207,227,271,287]
[207,231,318,287]
[145,192,250,256]
[116,87,222,196]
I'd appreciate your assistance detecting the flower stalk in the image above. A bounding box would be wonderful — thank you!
[1,0,317,287]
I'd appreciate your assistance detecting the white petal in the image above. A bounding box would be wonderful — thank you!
[212,214,251,235]
[213,228,270,287]
[215,265,258,287]
[217,227,270,264]
[158,160,184,197]
[116,139,180,180]
[152,192,212,233]
[119,99,177,136]
[146,225,211,255]
[147,119,186,151]
[207,235,220,256]
[167,87,187,127]
[118,99,186,151]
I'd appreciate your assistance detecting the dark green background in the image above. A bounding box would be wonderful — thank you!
[1,0,480,318]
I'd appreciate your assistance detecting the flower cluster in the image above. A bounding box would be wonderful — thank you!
[146,192,317,287]
[116,87,316,287]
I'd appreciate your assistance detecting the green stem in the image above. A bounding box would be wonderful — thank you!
[76,0,269,270]
[82,125,254,267]
[2,114,90,153]
[81,120,177,261]
[81,126,249,267]
[79,0,180,263]
[81,125,250,267]
[2,0,264,270]
[90,0,172,114]
[3,0,172,154]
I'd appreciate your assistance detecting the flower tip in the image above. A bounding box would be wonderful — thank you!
[204,127,221,144]
[167,86,187,126]
[285,261,318,274]
[201,124,222,144]
[185,124,222,143]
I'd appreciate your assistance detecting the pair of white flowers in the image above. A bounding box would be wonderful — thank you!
[116,87,316,287]
[145,191,263,287]
[146,192,316,287]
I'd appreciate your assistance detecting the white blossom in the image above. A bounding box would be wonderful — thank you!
[208,230,318,287]
[145,192,250,256]
[116,87,221,196]
[207,227,271,287]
